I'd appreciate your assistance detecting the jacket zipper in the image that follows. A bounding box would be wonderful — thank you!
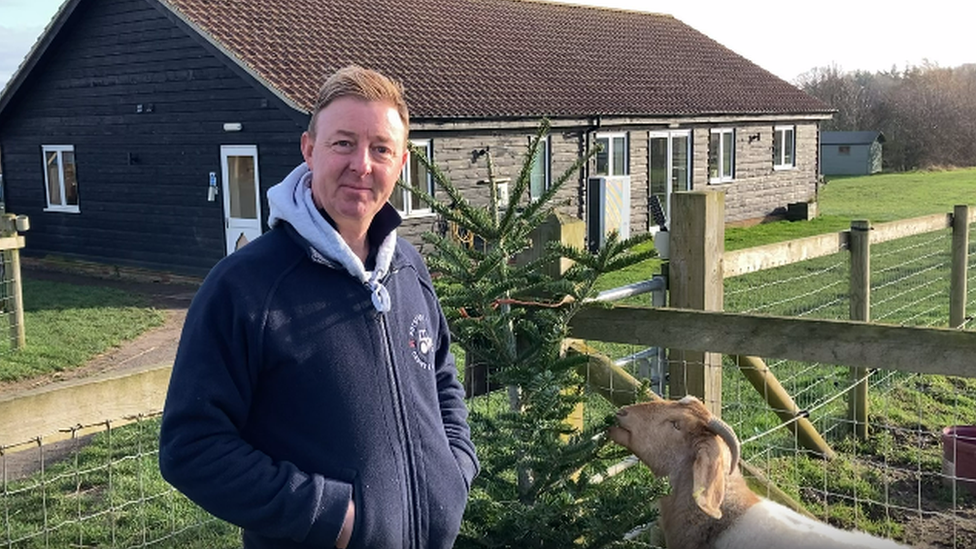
[376,273,422,548]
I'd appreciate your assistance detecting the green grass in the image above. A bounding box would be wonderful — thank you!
[0,279,165,382]
[727,166,976,250]
[1,417,241,548]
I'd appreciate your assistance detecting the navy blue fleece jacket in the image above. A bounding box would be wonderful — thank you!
[159,167,478,548]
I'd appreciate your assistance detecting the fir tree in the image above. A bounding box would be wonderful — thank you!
[405,120,665,548]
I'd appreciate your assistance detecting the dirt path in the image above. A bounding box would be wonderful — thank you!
[0,267,198,397]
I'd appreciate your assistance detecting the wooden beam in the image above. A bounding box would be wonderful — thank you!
[0,235,25,251]
[0,365,172,450]
[725,232,848,277]
[569,306,976,378]
[724,211,968,278]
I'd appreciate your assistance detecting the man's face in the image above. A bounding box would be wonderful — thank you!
[301,96,408,235]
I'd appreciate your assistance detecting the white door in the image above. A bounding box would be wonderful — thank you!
[221,145,262,255]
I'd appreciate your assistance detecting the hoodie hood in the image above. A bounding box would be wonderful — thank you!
[266,163,399,313]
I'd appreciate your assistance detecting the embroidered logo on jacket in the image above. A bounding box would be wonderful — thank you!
[408,314,435,370]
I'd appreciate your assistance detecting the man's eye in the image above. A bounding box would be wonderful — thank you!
[331,140,353,151]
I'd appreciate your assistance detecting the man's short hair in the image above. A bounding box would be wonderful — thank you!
[307,65,410,139]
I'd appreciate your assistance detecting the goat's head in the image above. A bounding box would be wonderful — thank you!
[607,395,740,519]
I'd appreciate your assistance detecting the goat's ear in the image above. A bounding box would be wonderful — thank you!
[691,436,726,519]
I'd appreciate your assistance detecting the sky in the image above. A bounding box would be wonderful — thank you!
[1,0,974,92]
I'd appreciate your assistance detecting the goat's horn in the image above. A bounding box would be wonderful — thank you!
[706,417,740,475]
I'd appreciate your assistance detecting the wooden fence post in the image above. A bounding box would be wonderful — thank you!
[668,191,724,416]
[950,205,969,329]
[1,213,26,350]
[848,219,870,440]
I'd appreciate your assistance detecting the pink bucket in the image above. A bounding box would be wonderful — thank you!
[942,426,976,496]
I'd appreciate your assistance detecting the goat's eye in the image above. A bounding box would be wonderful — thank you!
[670,420,680,431]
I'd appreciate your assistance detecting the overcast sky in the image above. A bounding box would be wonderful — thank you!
[1,0,973,91]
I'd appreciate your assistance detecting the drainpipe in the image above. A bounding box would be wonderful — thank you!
[580,116,602,238]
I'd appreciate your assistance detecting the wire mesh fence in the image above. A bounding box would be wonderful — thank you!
[1,415,239,549]
[565,221,976,547]
[1,251,13,360]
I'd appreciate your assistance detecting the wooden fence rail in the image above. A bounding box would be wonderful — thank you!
[574,192,974,437]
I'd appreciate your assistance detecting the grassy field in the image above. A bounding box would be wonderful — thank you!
[2,167,975,547]
[0,279,164,382]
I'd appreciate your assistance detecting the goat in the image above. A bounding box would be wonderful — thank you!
[607,395,909,549]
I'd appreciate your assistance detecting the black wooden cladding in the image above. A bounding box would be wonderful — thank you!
[0,0,309,277]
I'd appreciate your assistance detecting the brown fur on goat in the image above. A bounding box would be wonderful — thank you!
[608,396,759,548]
[607,396,907,549]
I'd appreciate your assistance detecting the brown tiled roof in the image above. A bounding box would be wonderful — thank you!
[160,0,832,119]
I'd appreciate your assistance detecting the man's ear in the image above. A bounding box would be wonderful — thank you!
[300,131,313,166]
[399,147,409,172]
[691,436,726,519]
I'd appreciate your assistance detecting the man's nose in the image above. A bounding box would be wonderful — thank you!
[349,144,373,174]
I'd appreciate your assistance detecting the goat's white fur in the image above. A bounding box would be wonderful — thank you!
[607,396,909,549]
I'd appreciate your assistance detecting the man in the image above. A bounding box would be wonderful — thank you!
[159,65,479,549]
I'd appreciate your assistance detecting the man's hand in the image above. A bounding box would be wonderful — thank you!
[336,499,355,548]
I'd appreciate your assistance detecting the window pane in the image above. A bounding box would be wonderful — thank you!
[228,156,257,220]
[390,175,406,211]
[722,131,733,178]
[648,137,668,210]
[595,137,609,176]
[784,129,794,165]
[409,151,430,211]
[708,133,720,179]
[530,141,546,199]
[773,130,783,165]
[46,151,62,205]
[612,136,626,175]
[672,135,689,193]
[62,151,78,205]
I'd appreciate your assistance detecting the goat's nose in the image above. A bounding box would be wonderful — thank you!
[616,409,628,417]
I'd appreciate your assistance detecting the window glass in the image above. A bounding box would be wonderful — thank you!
[722,131,733,177]
[784,128,794,166]
[529,136,549,200]
[396,140,433,216]
[409,150,430,211]
[708,133,721,180]
[594,133,627,176]
[774,126,795,168]
[595,137,610,176]
[708,129,734,182]
[62,151,78,205]
[43,145,79,211]
[46,150,62,205]
[228,156,257,219]
[612,136,626,175]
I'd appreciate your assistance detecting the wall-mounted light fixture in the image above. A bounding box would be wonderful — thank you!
[748,133,761,143]
[223,122,243,132]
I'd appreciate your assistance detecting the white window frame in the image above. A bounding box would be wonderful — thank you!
[396,139,434,217]
[594,132,629,176]
[708,129,735,184]
[773,125,796,170]
[529,134,551,201]
[42,144,80,213]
